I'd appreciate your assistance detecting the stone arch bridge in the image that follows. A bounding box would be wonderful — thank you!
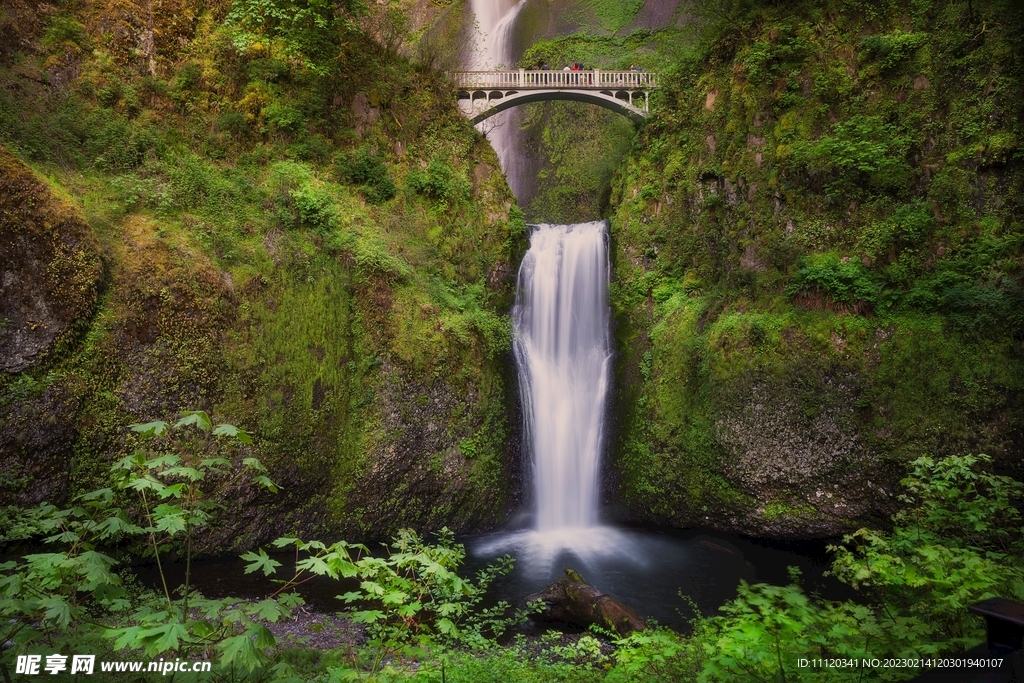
[451,70,658,124]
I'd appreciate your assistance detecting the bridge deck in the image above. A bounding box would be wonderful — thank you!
[451,70,657,90]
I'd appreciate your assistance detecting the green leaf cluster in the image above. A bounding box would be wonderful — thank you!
[225,0,367,75]
[336,147,397,205]
[786,252,889,311]
[1,413,296,679]
[790,115,914,197]
[699,454,1024,681]
[406,160,470,210]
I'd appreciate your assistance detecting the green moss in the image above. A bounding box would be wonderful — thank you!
[609,0,1023,536]
[762,500,818,522]
[0,0,526,545]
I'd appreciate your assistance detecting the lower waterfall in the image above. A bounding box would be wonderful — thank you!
[513,221,612,532]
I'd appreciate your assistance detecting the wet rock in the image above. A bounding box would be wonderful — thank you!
[0,147,102,373]
[525,568,647,636]
[0,384,78,506]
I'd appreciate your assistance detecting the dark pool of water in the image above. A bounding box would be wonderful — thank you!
[133,525,853,631]
[463,524,853,631]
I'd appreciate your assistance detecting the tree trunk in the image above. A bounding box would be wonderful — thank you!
[524,568,647,636]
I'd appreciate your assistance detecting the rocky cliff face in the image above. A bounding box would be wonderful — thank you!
[0,149,103,506]
[607,0,1024,537]
[0,149,102,373]
[0,0,526,548]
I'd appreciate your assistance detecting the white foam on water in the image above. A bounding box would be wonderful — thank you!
[475,525,646,578]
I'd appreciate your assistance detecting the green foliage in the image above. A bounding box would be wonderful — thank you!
[699,455,1024,682]
[857,202,934,265]
[701,573,938,682]
[336,147,396,204]
[269,529,516,645]
[40,14,88,51]
[581,0,645,33]
[85,114,158,171]
[423,278,511,357]
[406,160,470,209]
[226,0,366,74]
[253,529,524,679]
[0,371,61,407]
[791,116,914,196]
[829,455,1024,641]
[860,31,928,71]
[518,31,673,72]
[903,234,1024,332]
[786,252,887,310]
[290,182,337,232]
[0,414,296,679]
[741,32,811,81]
[264,101,306,134]
[608,624,709,682]
[267,160,339,231]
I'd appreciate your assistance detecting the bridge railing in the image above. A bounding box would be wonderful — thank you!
[451,70,657,89]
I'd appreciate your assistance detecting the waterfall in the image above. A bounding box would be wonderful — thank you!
[514,222,612,532]
[466,0,527,199]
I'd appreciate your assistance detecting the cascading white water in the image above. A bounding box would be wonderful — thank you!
[466,11,635,572]
[466,0,527,198]
[476,221,630,571]
[514,222,612,532]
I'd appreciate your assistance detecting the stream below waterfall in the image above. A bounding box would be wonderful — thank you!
[133,529,850,632]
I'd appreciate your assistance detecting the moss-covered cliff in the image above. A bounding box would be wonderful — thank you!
[0,0,525,548]
[608,0,1024,537]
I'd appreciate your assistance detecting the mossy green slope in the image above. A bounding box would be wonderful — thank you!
[0,0,526,548]
[609,0,1024,537]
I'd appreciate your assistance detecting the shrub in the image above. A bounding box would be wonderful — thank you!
[290,182,336,232]
[903,234,1024,333]
[786,252,887,312]
[700,455,1024,682]
[264,101,305,134]
[85,115,157,171]
[336,147,396,204]
[791,116,913,196]
[225,0,366,74]
[216,111,248,136]
[0,413,295,676]
[406,159,470,208]
[860,31,928,71]
[40,14,87,51]
[251,528,523,679]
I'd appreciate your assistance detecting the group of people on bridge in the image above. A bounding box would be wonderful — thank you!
[524,62,646,86]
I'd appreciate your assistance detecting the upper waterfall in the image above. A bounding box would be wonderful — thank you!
[466,0,527,199]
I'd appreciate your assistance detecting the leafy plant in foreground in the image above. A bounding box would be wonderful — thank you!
[0,412,299,681]
[246,528,522,679]
[699,454,1024,682]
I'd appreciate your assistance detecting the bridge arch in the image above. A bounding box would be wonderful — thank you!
[450,70,657,126]
[458,89,649,124]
